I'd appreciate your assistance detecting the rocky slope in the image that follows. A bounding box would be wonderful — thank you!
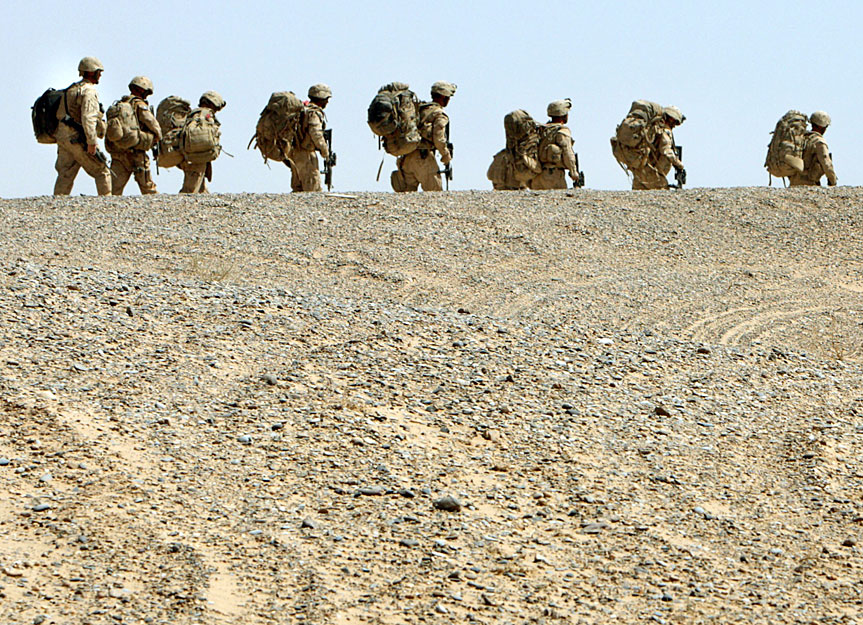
[1,188,861,624]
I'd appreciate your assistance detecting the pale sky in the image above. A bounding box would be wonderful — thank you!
[4,0,861,196]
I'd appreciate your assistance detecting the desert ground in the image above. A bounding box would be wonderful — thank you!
[1,187,861,624]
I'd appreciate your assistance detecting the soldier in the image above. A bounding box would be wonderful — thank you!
[107,76,162,195]
[291,84,331,192]
[531,99,579,190]
[53,56,111,196]
[392,81,455,192]
[179,91,225,194]
[789,111,837,187]
[631,106,685,190]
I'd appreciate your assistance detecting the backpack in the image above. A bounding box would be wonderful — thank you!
[248,91,304,163]
[610,100,664,170]
[154,96,191,168]
[537,123,571,168]
[503,110,541,181]
[367,82,422,156]
[764,110,807,178]
[105,96,141,150]
[180,108,221,164]
[487,149,527,190]
[32,87,67,144]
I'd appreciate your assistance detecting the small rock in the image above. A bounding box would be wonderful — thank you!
[582,522,607,534]
[398,488,416,498]
[301,518,320,530]
[358,486,384,496]
[237,435,252,444]
[434,495,462,512]
[32,502,52,512]
[696,346,711,354]
[435,604,449,614]
[399,538,419,547]
[0,458,9,466]
[842,538,857,547]
[34,616,47,625]
[261,374,278,386]
[654,405,672,417]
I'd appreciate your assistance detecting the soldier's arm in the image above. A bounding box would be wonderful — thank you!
[432,112,451,163]
[137,102,162,142]
[308,110,329,158]
[815,139,838,186]
[660,129,683,169]
[80,87,102,145]
[557,127,578,176]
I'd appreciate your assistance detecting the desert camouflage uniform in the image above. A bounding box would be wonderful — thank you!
[54,80,111,196]
[393,102,451,192]
[291,103,328,192]
[179,106,220,194]
[788,131,837,187]
[531,124,578,190]
[107,97,162,195]
[631,127,682,190]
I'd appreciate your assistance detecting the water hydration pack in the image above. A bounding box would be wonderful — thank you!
[367,82,422,156]
[248,91,305,163]
[764,110,807,179]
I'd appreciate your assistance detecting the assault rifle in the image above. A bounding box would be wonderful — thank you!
[321,128,337,191]
[438,123,453,190]
[671,145,686,189]
[573,153,586,188]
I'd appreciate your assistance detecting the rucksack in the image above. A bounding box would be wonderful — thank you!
[248,91,304,163]
[764,110,807,178]
[105,96,141,150]
[367,82,422,156]
[504,110,541,181]
[610,100,664,170]
[180,108,221,164]
[487,149,527,190]
[537,123,570,167]
[32,87,67,144]
[155,96,191,168]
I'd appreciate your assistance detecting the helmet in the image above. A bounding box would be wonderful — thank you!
[663,106,685,123]
[78,57,104,74]
[308,83,332,99]
[128,76,154,95]
[810,111,831,127]
[431,81,457,97]
[200,90,226,110]
[547,98,572,117]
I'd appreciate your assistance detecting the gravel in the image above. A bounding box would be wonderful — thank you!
[1,188,862,624]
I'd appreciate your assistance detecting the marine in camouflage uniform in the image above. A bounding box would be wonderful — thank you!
[531,99,579,190]
[291,84,331,192]
[392,81,455,192]
[631,106,685,190]
[107,76,162,195]
[53,57,111,196]
[789,111,837,187]
[179,91,225,194]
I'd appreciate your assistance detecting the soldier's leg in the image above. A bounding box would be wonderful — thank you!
[74,147,112,196]
[293,151,322,192]
[394,154,419,192]
[180,163,207,193]
[54,145,80,196]
[110,152,132,195]
[289,160,303,192]
[416,152,442,192]
[132,151,158,195]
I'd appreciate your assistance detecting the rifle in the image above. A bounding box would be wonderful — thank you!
[321,128,337,191]
[152,144,160,175]
[573,153,585,188]
[437,123,453,190]
[671,145,686,189]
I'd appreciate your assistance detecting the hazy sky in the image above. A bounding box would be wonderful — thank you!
[5,0,862,197]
